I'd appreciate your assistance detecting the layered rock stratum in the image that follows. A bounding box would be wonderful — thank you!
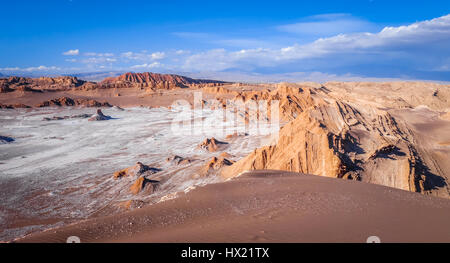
[98,72,227,92]
[220,82,450,198]
[102,72,225,87]
[113,162,161,196]
[36,97,112,108]
[0,76,87,93]
[0,72,226,94]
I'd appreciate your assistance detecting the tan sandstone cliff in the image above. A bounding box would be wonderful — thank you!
[222,83,450,198]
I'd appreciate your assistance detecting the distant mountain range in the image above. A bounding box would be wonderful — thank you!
[0,72,228,95]
[69,71,229,84]
[66,71,125,82]
[0,70,231,85]
[102,72,227,85]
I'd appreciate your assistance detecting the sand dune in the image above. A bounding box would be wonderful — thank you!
[16,171,450,243]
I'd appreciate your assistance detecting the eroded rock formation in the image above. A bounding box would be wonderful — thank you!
[201,156,235,176]
[166,155,194,165]
[88,109,112,121]
[129,177,159,195]
[101,72,226,90]
[223,83,450,197]
[113,162,161,179]
[0,76,88,92]
[0,103,31,109]
[0,72,226,94]
[36,97,112,108]
[198,138,228,152]
[205,83,318,123]
[232,83,317,122]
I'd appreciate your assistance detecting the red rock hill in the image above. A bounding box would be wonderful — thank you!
[101,72,225,86]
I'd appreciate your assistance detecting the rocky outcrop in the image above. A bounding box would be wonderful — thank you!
[129,177,159,195]
[223,97,446,195]
[36,97,112,108]
[0,72,227,93]
[201,156,235,176]
[43,114,91,121]
[210,83,318,123]
[166,155,194,165]
[113,162,161,179]
[36,97,76,107]
[88,109,112,121]
[78,99,113,108]
[0,103,31,109]
[202,86,239,96]
[0,76,89,93]
[36,76,85,88]
[225,132,248,140]
[323,82,450,111]
[198,138,228,152]
[113,162,161,195]
[0,84,14,93]
[101,72,227,90]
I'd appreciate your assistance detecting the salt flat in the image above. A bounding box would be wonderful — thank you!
[0,106,274,241]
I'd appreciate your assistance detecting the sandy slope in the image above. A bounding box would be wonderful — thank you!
[390,106,450,198]
[16,170,450,243]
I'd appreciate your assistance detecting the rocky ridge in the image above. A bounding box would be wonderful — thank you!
[221,83,450,198]
[0,72,226,94]
[100,72,226,90]
[0,76,88,93]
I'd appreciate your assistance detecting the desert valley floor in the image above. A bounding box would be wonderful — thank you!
[1,73,450,242]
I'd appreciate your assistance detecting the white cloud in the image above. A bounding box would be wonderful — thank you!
[185,71,414,83]
[277,13,378,37]
[81,57,117,64]
[63,49,80,56]
[0,66,61,72]
[84,52,114,57]
[212,38,271,48]
[151,52,166,60]
[130,62,162,69]
[172,32,211,39]
[9,14,448,81]
[434,59,450,72]
[180,14,450,72]
[30,66,61,71]
[175,50,190,55]
[0,67,20,71]
[121,51,166,61]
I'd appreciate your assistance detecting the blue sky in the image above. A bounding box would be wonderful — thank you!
[1,0,450,82]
